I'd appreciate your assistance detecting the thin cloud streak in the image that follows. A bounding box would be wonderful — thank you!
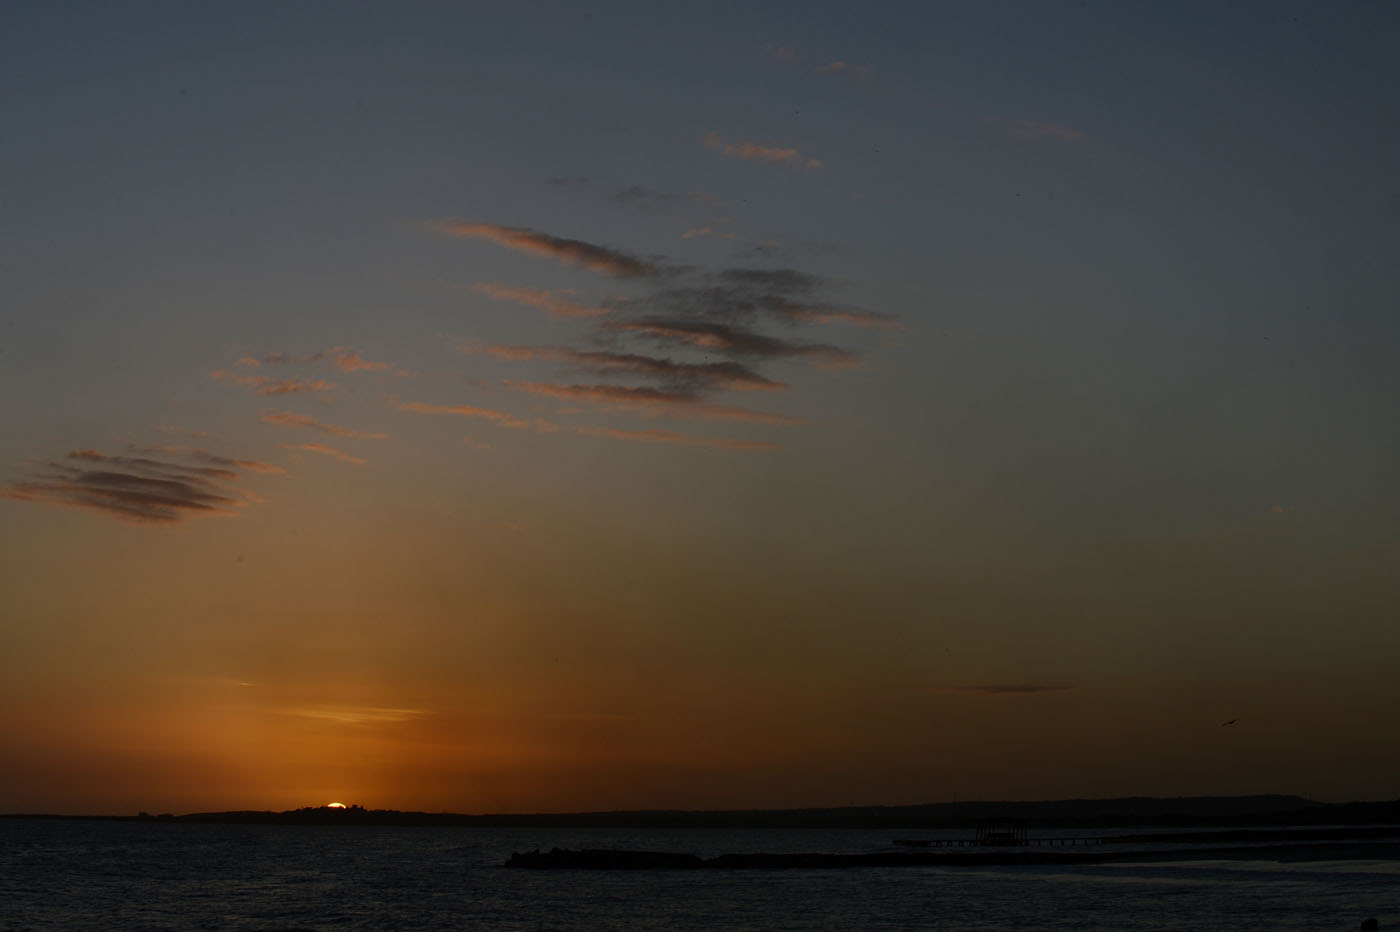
[260,411,388,439]
[212,370,337,396]
[140,445,286,474]
[281,705,429,725]
[391,400,531,429]
[330,349,392,372]
[612,319,857,368]
[771,299,902,330]
[472,282,611,319]
[434,222,660,278]
[704,131,821,170]
[507,381,802,425]
[237,347,394,373]
[764,43,876,85]
[459,343,788,391]
[283,443,368,465]
[69,449,239,481]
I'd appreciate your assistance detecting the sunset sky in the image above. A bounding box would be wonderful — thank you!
[3,1,1398,815]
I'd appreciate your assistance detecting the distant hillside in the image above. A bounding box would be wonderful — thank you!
[74,795,1397,828]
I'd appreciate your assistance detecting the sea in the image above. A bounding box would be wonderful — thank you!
[2,818,1397,931]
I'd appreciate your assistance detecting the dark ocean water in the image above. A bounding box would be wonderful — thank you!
[2,818,1397,931]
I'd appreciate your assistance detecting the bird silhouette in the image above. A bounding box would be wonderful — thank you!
[1221,719,1238,727]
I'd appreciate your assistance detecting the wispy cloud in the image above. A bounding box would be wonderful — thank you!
[260,411,387,439]
[2,448,276,525]
[704,131,821,170]
[212,370,337,396]
[575,426,778,450]
[236,351,323,367]
[391,399,531,429]
[424,220,890,448]
[460,343,787,391]
[766,43,799,63]
[140,445,285,474]
[238,346,395,374]
[68,449,238,480]
[953,684,1074,695]
[472,282,610,319]
[634,269,895,337]
[434,222,661,278]
[282,705,428,725]
[769,299,902,329]
[283,442,368,465]
[612,319,857,369]
[330,349,392,372]
[507,381,801,425]
[764,43,875,85]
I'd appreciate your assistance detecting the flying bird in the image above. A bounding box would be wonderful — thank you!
[1221,719,1238,727]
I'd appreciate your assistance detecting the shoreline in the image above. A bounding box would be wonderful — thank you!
[505,841,1400,870]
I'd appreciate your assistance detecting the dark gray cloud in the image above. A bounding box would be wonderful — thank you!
[629,267,895,333]
[610,319,857,368]
[506,382,802,424]
[436,220,891,443]
[463,342,787,392]
[3,448,279,525]
[565,349,788,391]
[68,449,240,480]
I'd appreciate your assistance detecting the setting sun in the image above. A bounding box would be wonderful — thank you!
[326,803,347,809]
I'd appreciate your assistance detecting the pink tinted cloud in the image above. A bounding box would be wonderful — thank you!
[211,370,337,396]
[434,222,659,278]
[330,349,392,372]
[772,299,902,330]
[764,43,875,84]
[506,381,802,425]
[141,444,286,474]
[283,442,368,465]
[260,411,388,439]
[472,283,611,319]
[704,132,821,169]
[391,400,532,429]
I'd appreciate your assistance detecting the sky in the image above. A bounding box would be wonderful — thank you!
[2,0,1398,815]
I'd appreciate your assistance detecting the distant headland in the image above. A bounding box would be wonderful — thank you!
[7,795,1400,828]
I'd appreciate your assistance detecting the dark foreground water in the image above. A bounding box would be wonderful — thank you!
[2,819,1397,931]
